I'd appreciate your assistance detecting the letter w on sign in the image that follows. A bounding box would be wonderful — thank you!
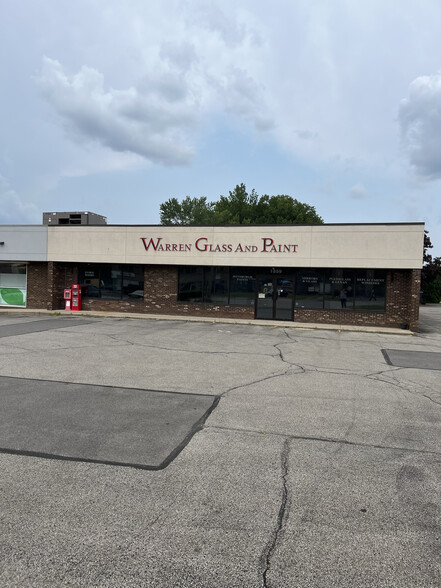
[141,237,162,251]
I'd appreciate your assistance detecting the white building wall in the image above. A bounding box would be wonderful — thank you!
[0,226,48,261]
[46,223,425,269]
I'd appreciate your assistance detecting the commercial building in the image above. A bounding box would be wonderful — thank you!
[0,218,424,330]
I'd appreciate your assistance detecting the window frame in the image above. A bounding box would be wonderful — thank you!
[78,263,144,300]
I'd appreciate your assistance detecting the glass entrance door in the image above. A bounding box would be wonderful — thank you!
[256,276,294,320]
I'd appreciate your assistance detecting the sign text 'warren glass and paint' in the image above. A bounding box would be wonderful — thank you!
[140,237,299,254]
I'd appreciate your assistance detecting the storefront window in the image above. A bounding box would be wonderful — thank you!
[203,267,229,305]
[122,265,144,299]
[178,267,255,305]
[177,266,388,312]
[100,264,122,299]
[178,267,203,302]
[0,263,27,307]
[79,264,144,300]
[354,270,386,311]
[324,270,355,310]
[229,271,255,306]
[295,270,324,309]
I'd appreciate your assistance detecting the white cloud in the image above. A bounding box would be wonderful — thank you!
[0,176,38,223]
[35,25,274,165]
[4,0,441,251]
[191,2,249,47]
[349,184,368,199]
[60,149,147,178]
[36,57,197,166]
[295,130,319,141]
[399,71,441,179]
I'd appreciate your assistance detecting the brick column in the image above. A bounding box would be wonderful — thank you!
[47,262,77,310]
[26,262,49,309]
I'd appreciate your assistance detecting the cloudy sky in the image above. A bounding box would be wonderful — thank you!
[1,0,441,254]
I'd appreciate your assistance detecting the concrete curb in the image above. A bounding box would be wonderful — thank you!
[0,308,415,335]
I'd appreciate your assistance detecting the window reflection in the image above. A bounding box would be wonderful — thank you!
[354,270,386,311]
[78,264,144,300]
[123,265,144,299]
[204,267,228,305]
[178,267,203,302]
[295,270,324,309]
[229,272,255,306]
[324,270,355,310]
[178,266,256,305]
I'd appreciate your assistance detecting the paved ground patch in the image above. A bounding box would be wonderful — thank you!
[418,304,441,334]
[382,349,441,370]
[0,376,218,469]
[0,317,95,338]
[1,310,440,587]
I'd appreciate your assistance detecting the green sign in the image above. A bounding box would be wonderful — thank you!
[0,288,26,307]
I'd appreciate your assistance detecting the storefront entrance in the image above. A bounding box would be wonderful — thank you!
[255,276,294,320]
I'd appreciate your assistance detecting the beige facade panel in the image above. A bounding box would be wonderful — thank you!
[47,223,425,269]
[0,226,48,262]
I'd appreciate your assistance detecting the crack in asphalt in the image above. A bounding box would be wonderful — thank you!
[206,425,441,456]
[103,335,281,358]
[260,437,290,588]
[218,348,441,400]
[0,333,281,359]
[3,331,440,410]
[365,366,405,377]
[222,367,294,398]
[366,373,412,393]
[367,370,441,407]
[422,393,441,406]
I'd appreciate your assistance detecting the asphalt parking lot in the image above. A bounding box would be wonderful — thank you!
[0,307,440,587]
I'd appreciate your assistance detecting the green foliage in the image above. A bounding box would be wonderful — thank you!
[159,183,323,226]
[160,196,215,225]
[254,194,324,224]
[424,275,441,303]
[421,231,441,303]
[214,184,259,224]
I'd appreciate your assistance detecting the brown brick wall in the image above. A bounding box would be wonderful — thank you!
[47,262,77,310]
[80,296,146,313]
[26,262,49,309]
[385,268,421,331]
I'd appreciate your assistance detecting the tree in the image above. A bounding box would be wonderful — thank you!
[159,184,323,226]
[254,194,324,224]
[213,184,259,224]
[421,231,441,303]
[159,196,215,225]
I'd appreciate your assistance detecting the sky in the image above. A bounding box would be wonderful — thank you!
[1,0,441,255]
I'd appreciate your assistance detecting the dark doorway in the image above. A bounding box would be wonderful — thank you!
[256,276,294,320]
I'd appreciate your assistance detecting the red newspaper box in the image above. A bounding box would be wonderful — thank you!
[64,288,72,311]
[71,284,82,311]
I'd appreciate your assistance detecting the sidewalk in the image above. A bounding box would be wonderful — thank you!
[0,307,414,335]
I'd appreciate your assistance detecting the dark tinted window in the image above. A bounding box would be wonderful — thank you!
[178,267,254,306]
[229,271,255,306]
[295,270,324,309]
[354,270,386,311]
[204,267,229,305]
[79,264,144,300]
[178,267,203,302]
[123,265,144,299]
[324,269,355,310]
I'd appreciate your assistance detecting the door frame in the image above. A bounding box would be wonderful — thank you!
[255,273,295,321]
